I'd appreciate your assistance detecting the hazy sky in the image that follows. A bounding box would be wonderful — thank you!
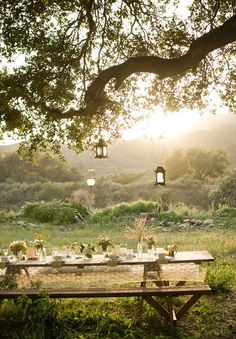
[122,110,236,141]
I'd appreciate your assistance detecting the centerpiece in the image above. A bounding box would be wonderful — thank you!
[30,233,46,260]
[8,240,27,260]
[126,216,150,258]
[97,237,114,258]
[144,235,157,255]
[79,242,95,259]
[167,244,178,257]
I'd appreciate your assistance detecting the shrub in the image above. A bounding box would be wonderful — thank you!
[91,201,158,223]
[213,206,236,229]
[157,210,183,223]
[71,189,95,208]
[0,209,18,222]
[205,261,234,293]
[22,200,91,224]
[212,170,236,207]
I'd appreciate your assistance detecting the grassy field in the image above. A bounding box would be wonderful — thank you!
[0,204,236,338]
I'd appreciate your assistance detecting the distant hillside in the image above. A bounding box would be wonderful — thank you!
[0,143,19,154]
[1,124,236,173]
[64,124,236,172]
[171,124,236,149]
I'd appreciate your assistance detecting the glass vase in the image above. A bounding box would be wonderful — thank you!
[37,247,46,261]
[137,241,143,258]
[102,246,109,259]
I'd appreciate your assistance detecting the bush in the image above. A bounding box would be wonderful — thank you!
[212,170,236,207]
[0,209,18,222]
[91,201,158,223]
[0,182,76,209]
[157,210,183,223]
[22,200,91,224]
[213,206,236,229]
[205,261,234,293]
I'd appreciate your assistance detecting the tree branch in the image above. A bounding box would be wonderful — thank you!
[85,14,236,104]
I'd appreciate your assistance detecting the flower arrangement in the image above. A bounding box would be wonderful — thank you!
[126,216,149,242]
[79,242,95,258]
[97,237,114,252]
[9,240,27,259]
[144,235,157,250]
[30,233,45,250]
[167,244,178,257]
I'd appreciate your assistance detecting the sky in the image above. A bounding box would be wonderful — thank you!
[121,110,236,141]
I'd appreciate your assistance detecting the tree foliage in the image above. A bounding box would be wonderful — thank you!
[0,152,81,182]
[213,170,236,207]
[165,148,228,180]
[0,0,235,156]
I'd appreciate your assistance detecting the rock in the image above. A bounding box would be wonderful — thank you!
[204,219,214,225]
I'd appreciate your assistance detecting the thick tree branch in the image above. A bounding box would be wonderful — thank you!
[85,14,236,104]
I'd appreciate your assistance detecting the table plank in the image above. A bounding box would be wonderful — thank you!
[2,251,214,269]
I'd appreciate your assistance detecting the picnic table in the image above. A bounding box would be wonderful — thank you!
[0,250,214,327]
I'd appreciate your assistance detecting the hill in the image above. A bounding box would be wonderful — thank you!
[1,124,236,173]
[64,124,236,172]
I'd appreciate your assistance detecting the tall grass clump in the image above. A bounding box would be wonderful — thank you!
[205,260,234,293]
[172,202,213,219]
[0,209,18,222]
[22,200,91,224]
[214,206,236,229]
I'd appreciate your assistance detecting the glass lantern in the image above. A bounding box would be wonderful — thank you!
[154,165,166,186]
[95,137,108,159]
[87,169,95,187]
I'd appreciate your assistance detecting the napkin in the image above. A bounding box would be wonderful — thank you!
[51,260,63,268]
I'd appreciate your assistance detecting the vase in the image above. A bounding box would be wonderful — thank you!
[14,251,25,260]
[137,241,143,258]
[102,246,109,259]
[148,246,155,256]
[168,250,177,257]
[37,248,46,261]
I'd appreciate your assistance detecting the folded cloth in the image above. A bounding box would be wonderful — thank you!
[0,262,6,269]
[51,260,63,268]
[106,259,118,267]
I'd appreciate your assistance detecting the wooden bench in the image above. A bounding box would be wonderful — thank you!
[0,285,211,328]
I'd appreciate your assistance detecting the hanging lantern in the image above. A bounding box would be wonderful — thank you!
[95,137,108,159]
[154,165,166,186]
[87,169,95,188]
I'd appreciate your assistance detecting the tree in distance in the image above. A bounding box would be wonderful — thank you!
[165,148,229,180]
[0,1,235,157]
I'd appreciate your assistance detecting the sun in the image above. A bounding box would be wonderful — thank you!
[122,108,211,141]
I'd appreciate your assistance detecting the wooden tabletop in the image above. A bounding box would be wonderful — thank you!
[2,251,214,268]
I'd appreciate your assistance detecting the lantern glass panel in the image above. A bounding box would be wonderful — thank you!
[157,172,164,183]
[103,145,107,157]
[87,177,95,187]
[97,145,103,156]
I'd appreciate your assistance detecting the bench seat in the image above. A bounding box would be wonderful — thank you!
[0,285,211,328]
[0,285,211,299]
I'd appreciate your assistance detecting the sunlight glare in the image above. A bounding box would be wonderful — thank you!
[122,109,214,141]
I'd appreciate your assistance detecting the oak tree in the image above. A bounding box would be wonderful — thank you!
[0,0,235,157]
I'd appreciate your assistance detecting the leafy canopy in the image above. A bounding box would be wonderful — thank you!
[0,0,235,157]
[165,148,229,180]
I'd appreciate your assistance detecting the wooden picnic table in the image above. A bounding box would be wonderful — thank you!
[0,250,214,328]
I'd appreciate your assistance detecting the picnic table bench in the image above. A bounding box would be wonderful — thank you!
[0,251,214,328]
[0,285,212,328]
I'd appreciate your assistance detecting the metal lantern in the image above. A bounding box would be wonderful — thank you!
[87,169,95,187]
[95,137,108,159]
[154,165,166,186]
